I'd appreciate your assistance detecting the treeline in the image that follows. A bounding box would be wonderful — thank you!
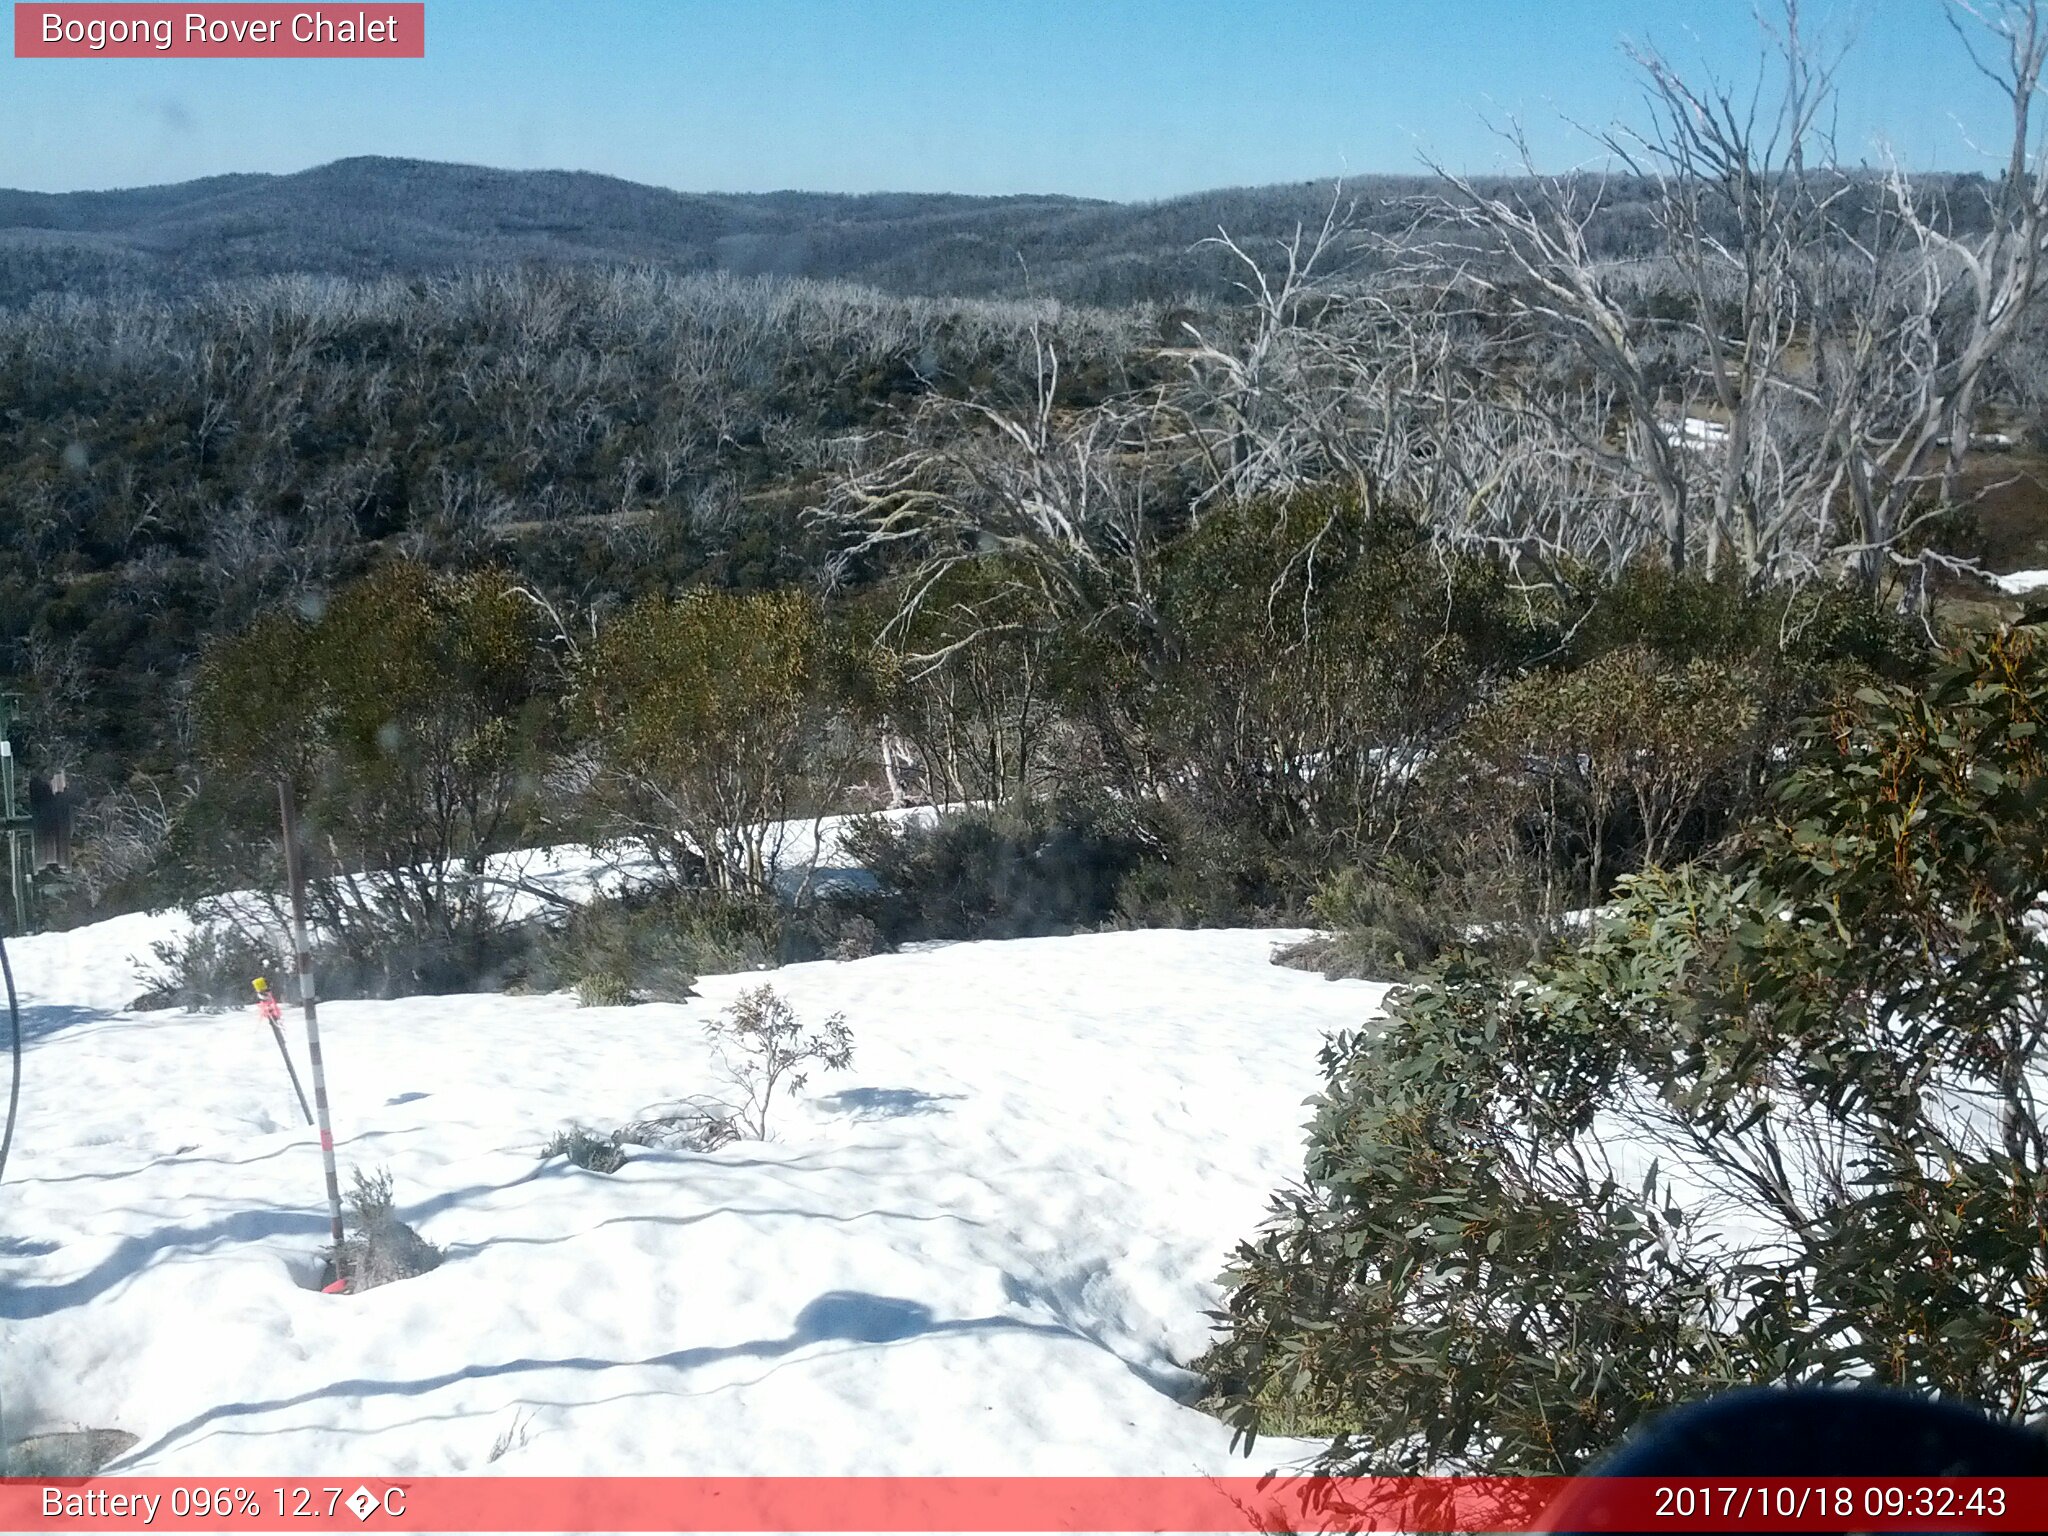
[7,242,2044,931]
[133,498,1923,1007]
[0,266,1153,881]
[12,9,2048,937]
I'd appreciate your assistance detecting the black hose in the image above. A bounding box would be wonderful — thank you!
[0,930,16,1468]
[0,929,18,1186]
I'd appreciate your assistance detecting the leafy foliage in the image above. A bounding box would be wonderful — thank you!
[1288,575,1925,972]
[1731,622,2048,1412]
[1446,643,1766,903]
[537,890,702,1008]
[1207,621,2048,1471]
[708,985,854,1141]
[1135,498,1545,882]
[532,886,797,1006]
[191,562,554,996]
[836,798,1154,945]
[1275,860,1458,980]
[575,588,865,896]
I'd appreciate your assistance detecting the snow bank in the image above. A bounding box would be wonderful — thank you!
[1666,416,1729,451]
[0,911,1385,1477]
[54,809,942,991]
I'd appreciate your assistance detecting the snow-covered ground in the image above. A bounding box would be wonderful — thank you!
[1,906,1386,1477]
[178,808,942,959]
[1666,415,1729,451]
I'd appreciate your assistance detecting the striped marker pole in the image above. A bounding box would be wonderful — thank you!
[279,779,347,1289]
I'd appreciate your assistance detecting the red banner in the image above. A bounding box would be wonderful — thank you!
[1,1476,2044,1532]
[13,4,424,58]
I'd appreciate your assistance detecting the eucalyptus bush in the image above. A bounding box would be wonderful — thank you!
[574,588,868,897]
[1206,621,2048,1472]
[1441,643,1767,910]
[837,797,1153,944]
[191,562,554,995]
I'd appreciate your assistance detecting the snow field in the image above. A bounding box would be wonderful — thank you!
[1,915,1386,1478]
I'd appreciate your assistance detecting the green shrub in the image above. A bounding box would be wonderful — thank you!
[574,588,868,895]
[1207,621,2048,1472]
[1278,582,1917,974]
[1274,862,1454,980]
[669,890,792,972]
[1136,497,1548,895]
[325,1167,442,1293]
[540,1127,628,1173]
[1440,643,1767,907]
[835,797,1154,944]
[135,908,548,1010]
[1111,803,1300,928]
[191,563,556,995]
[1563,565,1921,679]
[542,1105,742,1164]
[573,970,635,1009]
[316,917,545,1000]
[1281,781,1585,984]
[133,921,279,1012]
[1208,882,1752,1472]
[538,890,701,1006]
[532,887,796,1006]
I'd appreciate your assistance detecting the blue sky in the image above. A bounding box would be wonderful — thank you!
[0,1,2023,199]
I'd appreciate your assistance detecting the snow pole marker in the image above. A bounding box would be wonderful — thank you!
[253,978,313,1126]
[278,779,348,1291]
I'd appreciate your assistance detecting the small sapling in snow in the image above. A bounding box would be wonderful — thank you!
[540,1126,628,1173]
[708,985,853,1139]
[325,1166,442,1292]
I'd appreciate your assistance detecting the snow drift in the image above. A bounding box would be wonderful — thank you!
[0,910,1385,1477]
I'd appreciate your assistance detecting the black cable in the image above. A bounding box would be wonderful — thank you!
[0,929,18,1186]
[0,929,16,1469]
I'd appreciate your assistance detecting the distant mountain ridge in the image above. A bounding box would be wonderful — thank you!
[0,155,1996,310]
[0,155,1438,308]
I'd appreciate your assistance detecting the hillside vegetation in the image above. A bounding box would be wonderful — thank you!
[0,156,2009,310]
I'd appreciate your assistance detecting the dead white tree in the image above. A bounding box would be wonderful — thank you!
[818,328,1159,669]
[1429,0,2048,596]
[1429,150,1705,575]
[1856,0,2048,587]
[1161,194,1375,510]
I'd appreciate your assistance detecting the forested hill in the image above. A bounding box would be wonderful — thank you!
[0,157,1533,308]
[5,156,2003,310]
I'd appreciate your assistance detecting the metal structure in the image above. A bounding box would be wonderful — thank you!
[257,981,314,1126]
[0,695,31,938]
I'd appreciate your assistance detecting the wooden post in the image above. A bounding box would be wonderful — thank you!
[279,779,346,1277]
